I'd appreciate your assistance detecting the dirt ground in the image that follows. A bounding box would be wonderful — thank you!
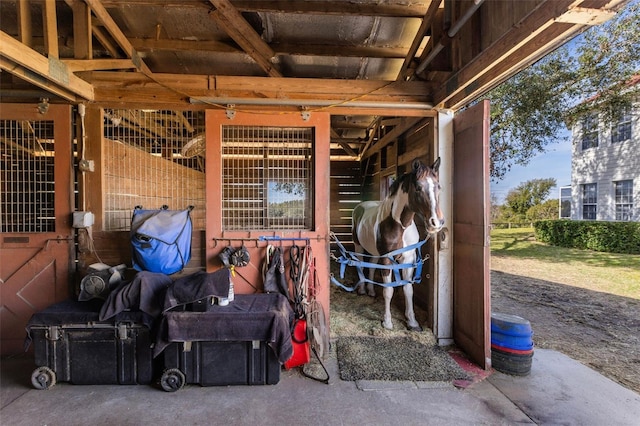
[491,268,640,395]
[329,256,640,394]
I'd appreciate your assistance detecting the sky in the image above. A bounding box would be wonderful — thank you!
[490,133,573,204]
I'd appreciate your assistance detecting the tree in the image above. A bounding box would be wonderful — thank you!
[504,178,556,220]
[481,0,640,180]
[526,199,559,222]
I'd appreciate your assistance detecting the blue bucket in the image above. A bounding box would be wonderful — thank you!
[491,312,534,351]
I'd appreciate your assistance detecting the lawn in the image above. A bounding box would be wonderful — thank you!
[490,227,640,300]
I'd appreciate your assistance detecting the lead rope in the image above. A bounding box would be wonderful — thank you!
[300,246,329,384]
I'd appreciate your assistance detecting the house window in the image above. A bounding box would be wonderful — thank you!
[560,186,571,219]
[221,125,314,230]
[614,180,633,221]
[581,114,598,150]
[611,104,632,143]
[582,183,597,220]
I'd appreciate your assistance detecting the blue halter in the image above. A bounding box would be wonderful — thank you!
[330,232,430,291]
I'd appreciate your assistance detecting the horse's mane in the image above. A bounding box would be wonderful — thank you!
[388,171,413,197]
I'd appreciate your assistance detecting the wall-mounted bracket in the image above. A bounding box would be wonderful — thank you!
[225,105,236,120]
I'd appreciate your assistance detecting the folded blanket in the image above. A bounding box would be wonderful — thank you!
[154,293,294,362]
[99,271,173,321]
[162,269,230,312]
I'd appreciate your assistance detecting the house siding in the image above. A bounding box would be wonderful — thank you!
[570,100,639,222]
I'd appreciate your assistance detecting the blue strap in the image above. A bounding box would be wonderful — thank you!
[330,233,428,291]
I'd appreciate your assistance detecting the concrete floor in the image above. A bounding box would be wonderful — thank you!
[2,348,639,426]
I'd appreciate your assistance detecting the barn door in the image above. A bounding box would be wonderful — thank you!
[1,104,74,355]
[452,100,491,369]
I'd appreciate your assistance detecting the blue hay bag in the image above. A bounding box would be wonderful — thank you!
[131,205,194,275]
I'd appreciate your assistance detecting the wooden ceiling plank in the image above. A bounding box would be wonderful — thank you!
[208,0,283,77]
[83,0,153,76]
[43,0,59,58]
[17,0,33,47]
[362,117,422,160]
[0,30,94,100]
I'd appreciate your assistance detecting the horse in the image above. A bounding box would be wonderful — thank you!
[351,158,444,331]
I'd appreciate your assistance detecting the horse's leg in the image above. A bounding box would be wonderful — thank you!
[381,263,394,329]
[382,285,394,330]
[365,268,376,297]
[353,243,367,295]
[402,283,422,331]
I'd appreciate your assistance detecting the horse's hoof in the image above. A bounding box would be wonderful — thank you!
[407,324,423,332]
[381,320,393,330]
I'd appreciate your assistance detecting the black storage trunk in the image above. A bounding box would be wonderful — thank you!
[163,340,280,387]
[26,299,155,389]
[157,293,294,391]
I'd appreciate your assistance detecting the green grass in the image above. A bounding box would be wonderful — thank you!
[491,227,640,299]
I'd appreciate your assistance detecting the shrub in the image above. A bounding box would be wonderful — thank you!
[534,220,640,254]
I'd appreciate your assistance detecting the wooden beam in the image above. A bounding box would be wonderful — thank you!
[91,24,121,58]
[397,0,442,81]
[62,58,134,71]
[17,0,33,47]
[0,30,94,100]
[130,38,239,54]
[83,0,153,76]
[81,71,435,105]
[362,117,425,160]
[129,37,409,59]
[97,0,430,17]
[70,0,93,59]
[208,0,283,77]
[43,0,59,58]
[433,0,621,109]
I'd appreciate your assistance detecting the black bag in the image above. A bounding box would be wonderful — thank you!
[263,246,289,299]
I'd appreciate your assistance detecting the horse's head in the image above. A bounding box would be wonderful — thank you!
[404,158,445,234]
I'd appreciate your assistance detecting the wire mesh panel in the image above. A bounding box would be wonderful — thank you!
[1,119,56,232]
[103,109,206,231]
[222,126,314,230]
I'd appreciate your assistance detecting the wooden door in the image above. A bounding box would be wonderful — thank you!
[452,100,491,369]
[1,104,74,355]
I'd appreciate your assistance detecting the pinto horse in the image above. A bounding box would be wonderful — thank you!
[352,158,444,331]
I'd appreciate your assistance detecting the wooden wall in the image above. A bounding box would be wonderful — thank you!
[329,160,362,250]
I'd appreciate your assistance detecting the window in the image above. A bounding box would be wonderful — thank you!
[102,109,206,231]
[221,126,313,230]
[611,104,632,143]
[581,114,598,150]
[1,119,56,232]
[560,186,571,219]
[582,183,597,220]
[614,180,633,221]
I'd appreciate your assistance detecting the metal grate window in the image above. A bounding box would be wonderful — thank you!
[1,119,56,232]
[222,126,314,230]
[103,109,206,231]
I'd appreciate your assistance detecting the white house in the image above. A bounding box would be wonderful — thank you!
[567,77,639,222]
